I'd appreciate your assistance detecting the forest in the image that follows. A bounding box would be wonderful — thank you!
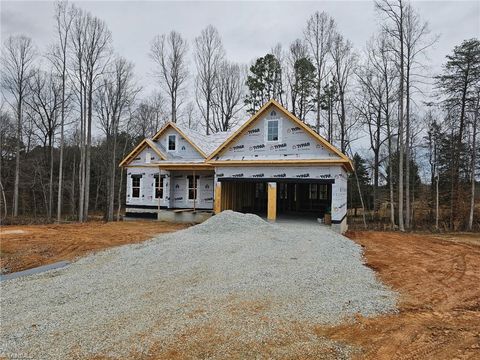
[1,0,479,231]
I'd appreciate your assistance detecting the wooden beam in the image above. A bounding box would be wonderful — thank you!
[214,182,222,214]
[267,182,277,221]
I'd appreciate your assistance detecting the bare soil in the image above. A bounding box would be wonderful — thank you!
[0,221,189,274]
[1,221,479,359]
[318,231,480,359]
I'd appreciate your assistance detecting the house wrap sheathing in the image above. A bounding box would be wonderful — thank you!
[119,100,353,233]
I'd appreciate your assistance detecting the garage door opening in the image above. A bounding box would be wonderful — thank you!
[217,179,333,221]
[277,182,332,219]
[218,181,268,216]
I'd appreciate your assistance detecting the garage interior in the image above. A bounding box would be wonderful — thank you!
[217,179,333,221]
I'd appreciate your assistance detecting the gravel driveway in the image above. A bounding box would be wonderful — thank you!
[0,211,397,359]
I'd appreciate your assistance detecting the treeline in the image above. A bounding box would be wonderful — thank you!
[0,0,479,231]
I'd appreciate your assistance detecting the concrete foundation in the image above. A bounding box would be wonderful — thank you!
[157,210,213,224]
[331,217,348,234]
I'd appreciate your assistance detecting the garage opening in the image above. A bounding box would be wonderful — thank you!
[218,179,333,220]
[277,182,332,218]
[219,181,268,216]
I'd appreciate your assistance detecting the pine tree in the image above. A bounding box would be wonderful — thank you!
[291,57,316,121]
[436,38,480,228]
[245,54,283,114]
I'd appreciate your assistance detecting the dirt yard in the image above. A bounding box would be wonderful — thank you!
[1,221,479,359]
[0,221,189,274]
[320,231,480,359]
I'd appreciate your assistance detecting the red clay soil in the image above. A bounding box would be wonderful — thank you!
[0,221,188,274]
[317,231,480,360]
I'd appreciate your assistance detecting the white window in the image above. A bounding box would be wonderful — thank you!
[267,119,279,142]
[187,175,199,200]
[131,175,142,198]
[167,134,176,151]
[145,151,151,164]
[154,174,164,199]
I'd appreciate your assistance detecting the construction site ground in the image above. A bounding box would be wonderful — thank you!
[0,221,189,274]
[1,220,479,359]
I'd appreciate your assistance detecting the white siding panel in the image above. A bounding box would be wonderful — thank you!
[155,128,204,160]
[216,111,341,161]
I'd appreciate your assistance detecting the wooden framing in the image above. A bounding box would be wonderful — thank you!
[214,182,222,214]
[206,99,353,172]
[126,163,213,171]
[267,182,277,220]
[119,139,166,167]
[208,158,352,171]
[152,122,208,158]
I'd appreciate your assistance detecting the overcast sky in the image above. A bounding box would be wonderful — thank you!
[1,0,479,161]
[2,0,479,93]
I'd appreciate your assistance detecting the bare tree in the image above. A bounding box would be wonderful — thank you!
[211,61,245,132]
[469,89,479,230]
[304,11,335,133]
[150,31,188,123]
[330,31,357,153]
[69,6,112,221]
[376,0,407,231]
[96,57,138,221]
[50,0,74,222]
[403,4,435,228]
[194,25,224,134]
[25,69,62,219]
[0,35,36,217]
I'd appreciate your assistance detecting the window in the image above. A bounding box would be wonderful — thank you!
[131,175,142,198]
[187,175,199,200]
[267,120,279,141]
[154,174,165,199]
[168,135,176,151]
[145,151,151,164]
[309,184,328,200]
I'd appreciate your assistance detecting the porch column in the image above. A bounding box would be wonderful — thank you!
[214,182,222,214]
[267,182,277,221]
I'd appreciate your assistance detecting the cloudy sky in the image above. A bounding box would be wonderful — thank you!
[1,0,479,161]
[2,0,479,93]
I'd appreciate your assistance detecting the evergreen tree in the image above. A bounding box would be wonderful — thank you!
[436,38,480,227]
[245,54,283,114]
[348,153,370,214]
[291,57,316,121]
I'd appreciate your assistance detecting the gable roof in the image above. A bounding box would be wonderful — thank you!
[152,122,210,158]
[119,138,166,167]
[175,124,233,156]
[206,99,353,171]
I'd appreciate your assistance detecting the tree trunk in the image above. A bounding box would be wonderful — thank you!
[398,9,405,232]
[48,134,54,220]
[468,97,478,231]
[84,79,93,220]
[13,98,22,217]
[405,63,411,229]
[56,54,67,223]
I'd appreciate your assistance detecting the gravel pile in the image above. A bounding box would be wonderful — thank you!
[0,211,397,359]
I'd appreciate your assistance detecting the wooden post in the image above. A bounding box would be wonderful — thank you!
[267,182,277,221]
[157,167,161,220]
[193,170,196,211]
[214,182,222,214]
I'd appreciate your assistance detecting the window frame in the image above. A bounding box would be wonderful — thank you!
[131,175,142,198]
[266,119,280,142]
[145,151,151,164]
[154,174,165,200]
[167,134,177,152]
[187,175,200,201]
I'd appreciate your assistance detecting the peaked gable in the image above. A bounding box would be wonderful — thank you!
[119,139,166,167]
[152,122,207,158]
[207,100,352,170]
